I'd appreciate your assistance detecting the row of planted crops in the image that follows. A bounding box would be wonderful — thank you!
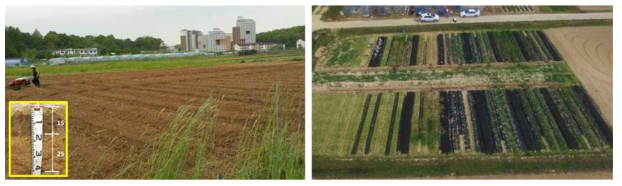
[364,30,561,68]
[436,30,561,65]
[312,86,612,157]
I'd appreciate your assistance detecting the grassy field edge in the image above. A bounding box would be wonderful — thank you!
[312,151,613,179]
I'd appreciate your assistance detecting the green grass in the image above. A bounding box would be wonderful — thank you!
[5,53,303,78]
[323,37,369,68]
[312,6,318,12]
[143,98,219,179]
[421,92,440,153]
[409,92,422,152]
[539,6,580,13]
[372,93,398,155]
[114,84,304,179]
[354,93,378,154]
[312,92,367,156]
[313,150,612,179]
[232,84,304,179]
[313,62,580,86]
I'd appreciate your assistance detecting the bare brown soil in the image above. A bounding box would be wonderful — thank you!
[10,104,67,176]
[544,26,613,126]
[4,61,304,179]
[314,46,327,70]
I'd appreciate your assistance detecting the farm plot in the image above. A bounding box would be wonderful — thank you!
[384,35,415,67]
[368,37,388,67]
[442,86,612,154]
[383,33,432,67]
[436,30,561,65]
[362,30,562,68]
[313,91,442,156]
[322,36,371,68]
[5,61,305,179]
[544,26,612,126]
[313,86,612,157]
[317,30,562,70]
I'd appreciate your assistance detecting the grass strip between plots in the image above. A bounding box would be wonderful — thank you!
[6,53,304,78]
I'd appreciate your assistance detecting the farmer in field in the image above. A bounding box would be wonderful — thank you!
[31,65,41,87]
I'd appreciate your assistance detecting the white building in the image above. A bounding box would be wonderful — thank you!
[234,43,285,52]
[236,17,256,44]
[258,43,285,51]
[296,39,305,49]
[198,28,229,53]
[234,43,258,51]
[180,29,203,52]
[54,48,98,57]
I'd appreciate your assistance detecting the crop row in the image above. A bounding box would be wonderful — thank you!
[436,30,561,65]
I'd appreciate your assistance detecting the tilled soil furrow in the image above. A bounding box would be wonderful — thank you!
[5,61,304,179]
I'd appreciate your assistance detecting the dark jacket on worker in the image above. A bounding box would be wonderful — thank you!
[33,68,40,79]
[32,68,41,87]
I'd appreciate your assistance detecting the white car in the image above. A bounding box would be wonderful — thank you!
[420,13,439,23]
[460,9,481,18]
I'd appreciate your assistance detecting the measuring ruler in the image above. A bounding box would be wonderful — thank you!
[44,106,60,174]
[31,104,43,175]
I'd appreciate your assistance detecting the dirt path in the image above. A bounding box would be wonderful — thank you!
[544,26,613,126]
[5,61,305,179]
[313,12,612,31]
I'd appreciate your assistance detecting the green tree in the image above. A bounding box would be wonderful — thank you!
[22,48,38,62]
[7,25,168,58]
[5,38,20,58]
[256,26,304,48]
[44,31,60,49]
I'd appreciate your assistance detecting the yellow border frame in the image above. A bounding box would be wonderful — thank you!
[8,101,69,178]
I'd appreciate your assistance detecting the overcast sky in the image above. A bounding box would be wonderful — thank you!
[5,6,304,46]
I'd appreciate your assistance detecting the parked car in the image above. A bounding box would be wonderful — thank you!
[420,13,439,22]
[460,9,480,17]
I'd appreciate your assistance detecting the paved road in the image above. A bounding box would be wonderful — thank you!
[312,12,613,31]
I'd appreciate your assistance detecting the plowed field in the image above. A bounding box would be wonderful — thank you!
[5,61,304,178]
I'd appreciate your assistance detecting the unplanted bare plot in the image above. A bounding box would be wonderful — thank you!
[4,62,304,178]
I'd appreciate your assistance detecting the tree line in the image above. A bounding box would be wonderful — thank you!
[5,26,166,61]
[256,25,304,49]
